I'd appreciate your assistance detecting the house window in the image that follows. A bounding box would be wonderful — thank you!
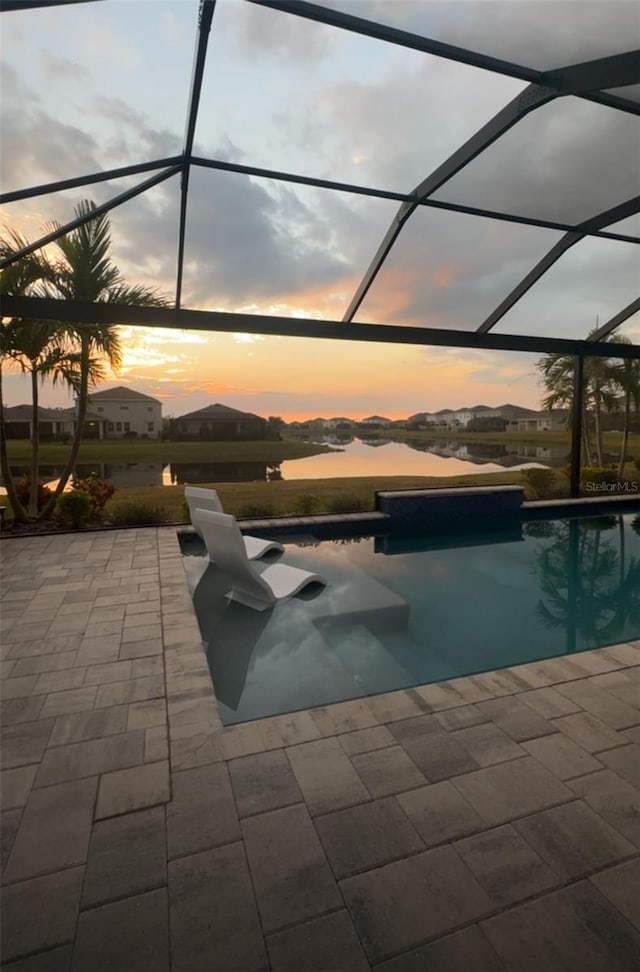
[147,422,154,432]
[120,405,128,410]
[124,422,130,432]
[116,422,122,432]
[97,407,104,413]
[147,406,153,412]
[107,422,115,431]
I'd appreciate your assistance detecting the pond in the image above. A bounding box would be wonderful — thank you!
[1,436,570,490]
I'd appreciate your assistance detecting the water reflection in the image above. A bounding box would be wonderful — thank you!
[3,436,570,492]
[4,463,165,490]
[527,515,640,653]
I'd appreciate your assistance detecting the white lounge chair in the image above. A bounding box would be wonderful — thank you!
[185,485,283,560]
[194,509,326,611]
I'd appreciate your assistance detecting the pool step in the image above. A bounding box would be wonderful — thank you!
[324,623,416,695]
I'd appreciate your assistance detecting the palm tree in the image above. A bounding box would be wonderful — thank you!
[1,319,82,515]
[0,232,58,521]
[607,336,640,478]
[538,331,620,469]
[39,200,169,519]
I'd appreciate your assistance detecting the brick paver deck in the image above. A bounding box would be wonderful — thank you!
[1,527,639,970]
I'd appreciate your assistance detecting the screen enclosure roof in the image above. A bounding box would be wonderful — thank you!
[1,0,639,360]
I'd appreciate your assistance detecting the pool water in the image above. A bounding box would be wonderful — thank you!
[183,513,640,724]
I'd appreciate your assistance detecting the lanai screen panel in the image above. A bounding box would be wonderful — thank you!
[492,238,640,341]
[0,0,638,353]
[194,0,525,193]
[353,207,562,330]
[312,0,639,71]
[0,1,197,194]
[614,311,640,344]
[606,83,640,104]
[431,97,640,225]
[181,166,399,317]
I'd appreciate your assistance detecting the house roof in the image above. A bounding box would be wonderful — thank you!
[88,386,161,404]
[4,405,104,422]
[177,403,265,423]
[4,405,66,421]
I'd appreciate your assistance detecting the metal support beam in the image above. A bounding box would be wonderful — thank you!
[540,50,640,96]
[477,195,640,334]
[248,0,640,116]
[570,354,585,497]
[190,156,638,244]
[0,166,181,270]
[3,296,640,359]
[0,158,183,205]
[590,297,640,341]
[176,0,216,309]
[342,83,557,323]
[1,0,101,9]
[248,0,536,81]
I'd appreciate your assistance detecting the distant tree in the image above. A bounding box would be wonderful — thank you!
[607,336,640,477]
[266,416,284,440]
[467,417,508,432]
[538,331,619,467]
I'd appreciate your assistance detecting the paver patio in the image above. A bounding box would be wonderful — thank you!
[1,527,639,970]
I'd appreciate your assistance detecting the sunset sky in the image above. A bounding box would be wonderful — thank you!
[1,0,638,420]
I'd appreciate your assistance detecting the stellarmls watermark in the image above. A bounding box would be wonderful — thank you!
[584,481,640,493]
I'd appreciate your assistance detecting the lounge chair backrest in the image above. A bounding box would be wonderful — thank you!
[185,486,224,537]
[195,509,274,607]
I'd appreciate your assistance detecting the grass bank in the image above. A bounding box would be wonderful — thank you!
[4,464,639,529]
[103,471,524,522]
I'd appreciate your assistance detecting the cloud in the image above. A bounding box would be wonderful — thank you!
[223,0,332,63]
[38,50,89,82]
[325,0,639,72]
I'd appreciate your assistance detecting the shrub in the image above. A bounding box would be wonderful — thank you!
[293,493,321,515]
[109,502,171,526]
[56,490,91,529]
[521,467,556,499]
[236,502,276,518]
[15,475,53,513]
[71,475,116,519]
[578,466,619,491]
[181,499,191,523]
[325,493,370,514]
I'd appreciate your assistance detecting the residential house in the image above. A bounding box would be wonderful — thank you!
[325,417,356,429]
[3,404,106,440]
[175,403,267,440]
[507,409,566,432]
[84,386,162,439]
[360,415,392,427]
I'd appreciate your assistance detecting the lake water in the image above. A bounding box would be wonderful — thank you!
[2,436,569,490]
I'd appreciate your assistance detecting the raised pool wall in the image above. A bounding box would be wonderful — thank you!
[232,487,640,543]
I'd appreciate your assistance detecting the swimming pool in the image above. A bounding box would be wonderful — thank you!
[182,512,640,725]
